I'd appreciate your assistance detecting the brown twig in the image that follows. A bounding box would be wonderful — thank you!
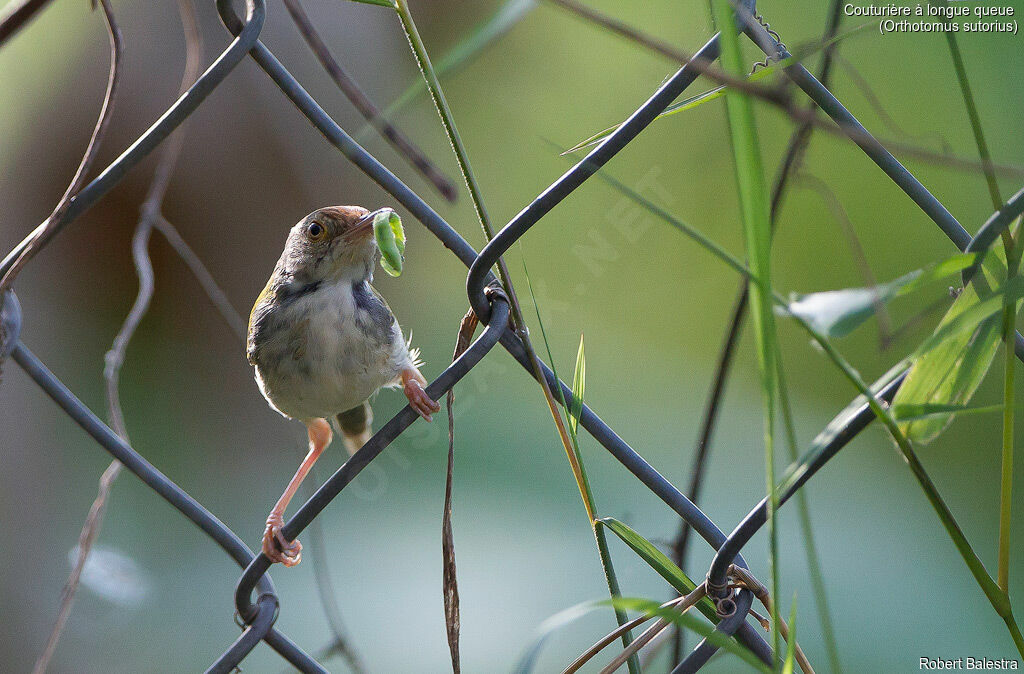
[0,0,55,47]
[281,0,458,202]
[0,0,121,298]
[597,586,708,674]
[31,3,188,671]
[153,214,246,339]
[551,0,1024,180]
[561,586,707,674]
[440,306,482,674]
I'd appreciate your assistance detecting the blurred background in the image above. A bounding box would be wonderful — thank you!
[3,0,1024,671]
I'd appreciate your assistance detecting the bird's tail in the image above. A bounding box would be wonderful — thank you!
[341,428,371,456]
[335,402,373,457]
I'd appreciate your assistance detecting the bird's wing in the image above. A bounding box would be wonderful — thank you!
[246,277,277,364]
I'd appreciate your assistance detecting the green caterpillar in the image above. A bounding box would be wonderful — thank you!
[373,209,406,277]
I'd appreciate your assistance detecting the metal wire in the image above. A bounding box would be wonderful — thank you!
[2,0,1019,670]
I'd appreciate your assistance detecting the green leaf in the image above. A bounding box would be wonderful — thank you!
[782,254,977,337]
[596,517,718,622]
[894,277,1005,443]
[782,595,797,674]
[344,0,395,7]
[570,334,585,436]
[891,402,1003,423]
[374,210,406,277]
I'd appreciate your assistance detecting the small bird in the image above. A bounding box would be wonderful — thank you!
[247,205,440,566]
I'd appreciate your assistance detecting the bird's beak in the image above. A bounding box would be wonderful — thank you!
[344,208,391,242]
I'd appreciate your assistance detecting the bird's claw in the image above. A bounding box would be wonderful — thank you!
[262,513,302,566]
[403,376,440,422]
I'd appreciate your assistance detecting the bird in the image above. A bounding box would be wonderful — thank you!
[247,205,440,566]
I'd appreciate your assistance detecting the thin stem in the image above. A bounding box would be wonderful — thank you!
[713,0,779,662]
[392,1,636,667]
[31,3,123,671]
[153,215,246,339]
[1001,290,1015,592]
[776,352,842,674]
[944,32,1004,213]
[944,26,1016,596]
[584,162,1024,658]
[281,0,458,201]
[999,227,1022,592]
[0,0,122,296]
[670,0,846,664]
[525,269,638,669]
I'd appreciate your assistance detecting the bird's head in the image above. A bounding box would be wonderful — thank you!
[279,205,388,284]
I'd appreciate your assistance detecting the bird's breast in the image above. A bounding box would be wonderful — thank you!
[250,279,408,420]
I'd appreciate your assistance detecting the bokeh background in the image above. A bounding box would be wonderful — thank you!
[3,0,1024,671]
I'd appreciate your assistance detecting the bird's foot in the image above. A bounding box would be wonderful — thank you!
[262,512,302,566]
[401,367,440,422]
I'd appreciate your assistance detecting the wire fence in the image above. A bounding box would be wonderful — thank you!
[2,0,1023,672]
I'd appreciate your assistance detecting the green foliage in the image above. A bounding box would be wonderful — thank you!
[782,596,798,674]
[596,517,718,621]
[894,275,1010,443]
[513,598,770,674]
[570,335,585,436]
[782,254,976,337]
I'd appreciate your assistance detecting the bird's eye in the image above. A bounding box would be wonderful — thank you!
[307,222,325,239]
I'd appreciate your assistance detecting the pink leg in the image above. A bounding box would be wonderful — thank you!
[401,366,440,422]
[262,418,332,566]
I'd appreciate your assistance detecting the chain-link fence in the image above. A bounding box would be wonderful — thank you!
[3,0,1023,671]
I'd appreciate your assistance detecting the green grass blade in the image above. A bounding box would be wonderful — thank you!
[713,0,780,662]
[596,517,719,621]
[893,262,1004,443]
[891,402,1004,423]
[946,32,1003,211]
[570,334,585,436]
[777,353,843,673]
[782,596,798,674]
[522,261,638,672]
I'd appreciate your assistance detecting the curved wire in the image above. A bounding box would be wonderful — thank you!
[465,34,723,323]
[234,294,512,620]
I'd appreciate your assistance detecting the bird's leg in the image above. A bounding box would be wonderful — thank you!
[401,365,440,422]
[262,418,332,566]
